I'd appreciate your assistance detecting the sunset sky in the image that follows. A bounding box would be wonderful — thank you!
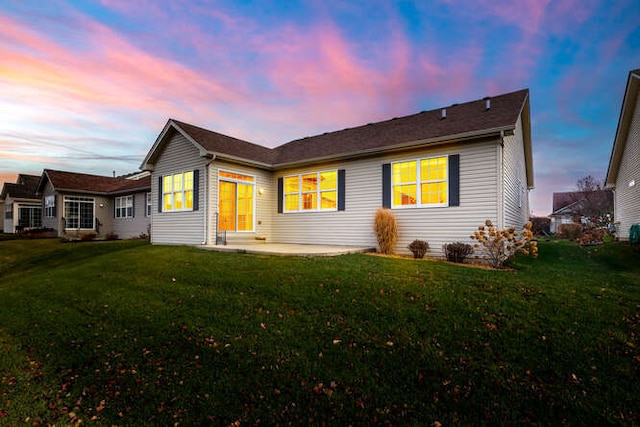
[1,0,639,215]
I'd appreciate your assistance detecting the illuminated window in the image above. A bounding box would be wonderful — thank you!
[218,171,254,231]
[162,171,194,212]
[392,156,448,208]
[283,170,337,212]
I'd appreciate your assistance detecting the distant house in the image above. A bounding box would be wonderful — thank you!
[606,68,640,240]
[141,89,534,256]
[1,174,42,233]
[37,170,151,239]
[549,190,613,233]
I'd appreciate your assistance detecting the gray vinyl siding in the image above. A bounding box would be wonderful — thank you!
[615,94,640,239]
[41,182,60,234]
[112,191,151,239]
[272,139,501,257]
[151,132,207,245]
[2,196,14,233]
[206,160,273,245]
[502,115,530,229]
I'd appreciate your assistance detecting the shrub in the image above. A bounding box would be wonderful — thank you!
[407,239,429,258]
[443,242,474,263]
[373,208,398,255]
[105,233,119,240]
[557,223,582,240]
[470,220,538,268]
[579,226,611,246]
[80,233,97,241]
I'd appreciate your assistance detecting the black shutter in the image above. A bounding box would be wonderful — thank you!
[382,163,391,208]
[449,154,460,207]
[193,169,200,211]
[53,195,57,218]
[337,169,346,211]
[132,195,136,217]
[277,177,283,213]
[158,176,163,213]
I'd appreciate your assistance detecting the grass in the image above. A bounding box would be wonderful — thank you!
[0,238,639,425]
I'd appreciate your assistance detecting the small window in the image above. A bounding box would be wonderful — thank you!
[283,170,337,212]
[115,195,134,218]
[44,195,55,218]
[146,192,152,216]
[392,156,448,208]
[163,171,194,212]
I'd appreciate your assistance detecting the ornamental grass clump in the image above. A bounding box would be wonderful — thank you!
[374,208,398,255]
[407,239,429,258]
[470,219,538,268]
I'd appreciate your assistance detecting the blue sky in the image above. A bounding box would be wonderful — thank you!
[1,0,638,215]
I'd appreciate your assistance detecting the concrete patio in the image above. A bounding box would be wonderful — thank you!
[199,242,375,257]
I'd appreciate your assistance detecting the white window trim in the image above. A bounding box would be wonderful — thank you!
[63,196,95,230]
[391,155,449,209]
[283,169,338,213]
[115,195,134,218]
[162,171,194,212]
[217,169,256,232]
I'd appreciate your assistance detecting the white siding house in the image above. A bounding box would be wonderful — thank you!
[606,69,640,240]
[142,89,534,256]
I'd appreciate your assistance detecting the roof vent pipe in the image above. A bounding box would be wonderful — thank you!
[441,108,447,119]
[484,97,491,110]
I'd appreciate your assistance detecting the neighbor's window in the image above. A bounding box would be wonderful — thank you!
[284,170,337,212]
[64,196,95,229]
[146,192,152,216]
[163,171,194,212]
[44,195,55,218]
[392,156,447,208]
[115,195,133,218]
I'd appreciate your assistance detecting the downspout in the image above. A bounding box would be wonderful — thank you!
[498,131,505,229]
[202,154,216,245]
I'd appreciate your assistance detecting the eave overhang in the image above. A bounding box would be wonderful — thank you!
[606,69,640,188]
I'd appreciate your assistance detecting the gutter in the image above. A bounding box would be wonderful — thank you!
[271,126,514,169]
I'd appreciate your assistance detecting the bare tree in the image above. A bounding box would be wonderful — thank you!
[572,175,613,223]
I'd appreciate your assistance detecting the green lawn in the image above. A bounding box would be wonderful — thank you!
[0,238,638,425]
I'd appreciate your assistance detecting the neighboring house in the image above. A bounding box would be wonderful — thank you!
[1,174,42,233]
[606,68,640,240]
[37,169,152,239]
[549,190,613,233]
[141,89,533,256]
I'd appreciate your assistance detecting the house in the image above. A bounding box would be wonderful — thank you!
[141,89,533,256]
[37,169,152,239]
[549,190,613,233]
[1,174,42,233]
[606,68,640,240]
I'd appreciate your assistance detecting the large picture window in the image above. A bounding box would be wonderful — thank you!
[218,171,255,232]
[163,171,194,212]
[115,195,133,218]
[284,170,337,212]
[64,196,94,229]
[392,156,448,208]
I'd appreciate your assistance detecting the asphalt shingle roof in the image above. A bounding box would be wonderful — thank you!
[167,89,528,167]
[42,170,150,195]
